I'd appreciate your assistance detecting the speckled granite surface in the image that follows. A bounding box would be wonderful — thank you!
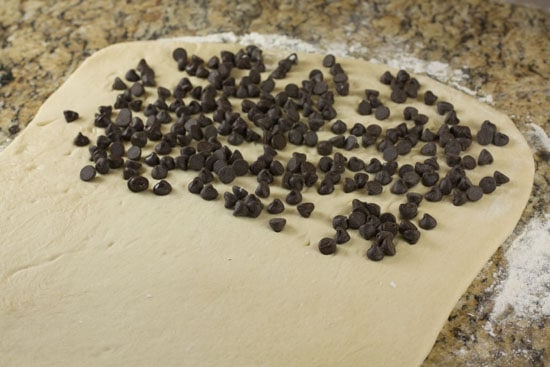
[0,1,548,365]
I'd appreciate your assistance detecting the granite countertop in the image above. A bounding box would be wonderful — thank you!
[0,1,548,365]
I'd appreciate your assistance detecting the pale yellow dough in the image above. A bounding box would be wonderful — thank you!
[0,41,534,367]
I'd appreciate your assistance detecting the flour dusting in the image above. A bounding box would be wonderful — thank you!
[491,216,550,319]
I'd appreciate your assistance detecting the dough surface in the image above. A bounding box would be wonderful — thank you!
[0,41,534,367]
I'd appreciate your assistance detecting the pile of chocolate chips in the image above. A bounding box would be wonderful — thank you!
[65,44,510,262]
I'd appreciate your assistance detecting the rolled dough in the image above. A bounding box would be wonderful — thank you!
[0,41,534,367]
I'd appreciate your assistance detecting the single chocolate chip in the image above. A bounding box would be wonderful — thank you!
[479,176,497,194]
[402,229,420,244]
[269,218,287,232]
[477,120,496,145]
[420,142,437,156]
[366,180,383,195]
[223,192,237,209]
[399,202,418,219]
[452,189,467,206]
[418,213,437,230]
[95,157,110,174]
[353,173,368,189]
[424,90,438,105]
[379,234,396,256]
[444,110,460,125]
[63,110,79,123]
[462,155,477,170]
[127,176,149,192]
[478,149,494,165]
[367,244,384,261]
[297,202,314,218]
[422,171,439,187]
[318,179,334,195]
[331,120,347,134]
[390,89,407,103]
[79,165,96,181]
[374,170,392,185]
[74,132,90,147]
[391,179,408,194]
[436,101,454,115]
[286,189,303,205]
[493,132,509,146]
[188,177,204,194]
[332,215,348,230]
[382,144,398,162]
[357,100,372,115]
[424,187,443,202]
[317,141,333,156]
[323,54,336,67]
[127,145,142,161]
[318,237,337,255]
[255,181,270,198]
[374,105,390,120]
[266,198,285,214]
[466,186,483,201]
[218,166,236,184]
[405,192,422,205]
[494,170,510,185]
[379,70,394,85]
[348,211,366,229]
[153,180,172,195]
[334,228,350,244]
[341,177,356,193]
[200,184,218,200]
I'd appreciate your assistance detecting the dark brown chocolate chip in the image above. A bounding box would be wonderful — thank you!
[391,179,408,194]
[354,173,369,189]
[224,192,237,209]
[477,120,496,145]
[406,192,423,205]
[127,145,142,161]
[188,177,204,194]
[357,100,372,115]
[127,175,149,192]
[367,244,384,261]
[402,229,420,244]
[73,132,90,147]
[421,172,439,187]
[267,198,285,214]
[366,180,383,195]
[424,187,443,202]
[79,165,96,181]
[493,132,509,146]
[331,120,347,134]
[374,105,390,120]
[424,90,438,105]
[63,110,79,123]
[218,166,236,184]
[348,211,366,229]
[233,201,250,217]
[452,189,467,206]
[200,184,218,200]
[478,148,494,165]
[379,70,394,85]
[95,157,110,174]
[461,155,477,170]
[382,144,398,162]
[285,189,303,205]
[153,179,172,195]
[112,77,127,90]
[378,233,396,256]
[494,170,510,186]
[317,141,333,156]
[466,186,483,201]
[436,101,454,115]
[343,177,357,193]
[335,228,350,244]
[296,202,314,218]
[269,218,287,233]
[318,237,337,255]
[255,181,270,198]
[390,89,407,103]
[323,54,336,67]
[399,202,418,220]
[479,176,497,194]
[418,213,437,230]
[420,142,437,156]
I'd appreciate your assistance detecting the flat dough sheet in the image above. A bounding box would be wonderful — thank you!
[0,41,534,366]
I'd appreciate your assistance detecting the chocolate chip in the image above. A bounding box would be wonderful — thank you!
[436,101,454,115]
[218,166,236,184]
[391,179,408,194]
[285,189,303,205]
[188,177,204,194]
[146,164,167,180]
[420,142,437,156]
[374,105,390,120]
[402,229,420,244]
[266,198,285,214]
[424,187,443,202]
[493,132,509,146]
[125,145,141,161]
[323,54,336,67]
[318,179,334,195]
[73,132,90,147]
[342,177,356,193]
[223,192,237,209]
[353,173,369,189]
[317,141,333,156]
[477,120,496,145]
[318,237,337,255]
[402,194,421,208]
[63,110,79,123]
[466,186,483,201]
[478,149,494,166]
[152,179,172,195]
[424,90,438,105]
[357,100,372,115]
[382,144,398,162]
[380,70,394,85]
[127,176,149,192]
[200,184,218,200]
[399,202,418,220]
[331,120,347,134]
[494,170,510,185]
[255,181,270,198]
[478,176,496,194]
[334,228,350,244]
[451,189,467,206]
[417,214,436,230]
[79,165,96,181]
[366,244,384,261]
[421,172,439,187]
[366,180,382,195]
[269,218,287,233]
[461,155,477,170]
[390,89,407,103]
[378,232,396,256]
